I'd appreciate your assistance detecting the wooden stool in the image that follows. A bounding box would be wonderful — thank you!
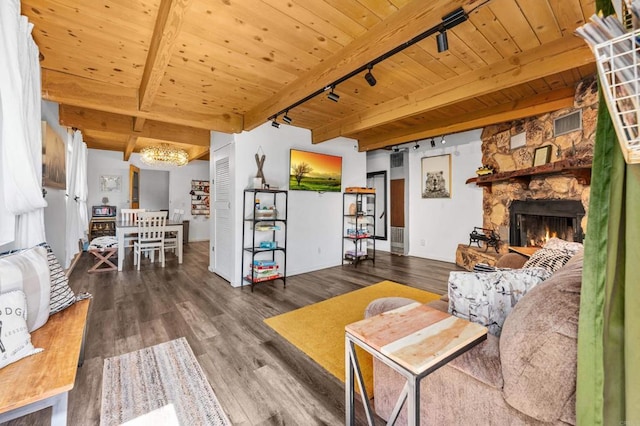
[88,236,118,273]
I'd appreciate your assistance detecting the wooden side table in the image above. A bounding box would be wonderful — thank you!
[345,303,487,426]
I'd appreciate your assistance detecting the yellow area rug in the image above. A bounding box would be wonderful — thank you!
[264,280,440,396]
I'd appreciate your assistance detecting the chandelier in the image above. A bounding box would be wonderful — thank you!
[140,144,189,167]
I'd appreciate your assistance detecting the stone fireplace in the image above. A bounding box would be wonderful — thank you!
[480,76,597,253]
[508,199,585,247]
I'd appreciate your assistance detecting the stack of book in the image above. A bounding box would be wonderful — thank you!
[248,260,280,282]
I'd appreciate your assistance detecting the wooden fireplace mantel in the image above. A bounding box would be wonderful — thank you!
[465,157,593,192]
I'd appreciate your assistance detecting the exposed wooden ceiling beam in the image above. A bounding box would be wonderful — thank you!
[124,135,138,161]
[187,146,209,161]
[357,88,576,151]
[243,0,482,131]
[59,105,210,147]
[139,0,194,111]
[312,34,594,144]
[43,69,242,133]
[133,117,146,132]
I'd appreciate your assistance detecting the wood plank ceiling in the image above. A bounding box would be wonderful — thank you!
[23,0,597,161]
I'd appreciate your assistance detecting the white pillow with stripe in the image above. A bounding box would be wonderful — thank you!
[0,290,43,369]
[0,246,51,331]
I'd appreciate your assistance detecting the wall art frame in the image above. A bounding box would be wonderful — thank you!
[42,121,67,190]
[533,145,552,167]
[100,175,122,192]
[421,154,451,199]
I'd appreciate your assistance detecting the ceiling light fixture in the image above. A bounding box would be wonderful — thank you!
[441,135,446,144]
[413,142,420,150]
[436,31,448,52]
[140,144,189,167]
[392,146,400,153]
[364,64,377,87]
[282,112,292,124]
[430,138,436,148]
[271,119,280,128]
[266,6,470,126]
[327,86,340,102]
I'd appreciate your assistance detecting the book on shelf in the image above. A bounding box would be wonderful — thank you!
[253,259,276,267]
[246,273,282,283]
[252,264,279,271]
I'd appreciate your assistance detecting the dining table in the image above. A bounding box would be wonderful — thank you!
[115,219,184,271]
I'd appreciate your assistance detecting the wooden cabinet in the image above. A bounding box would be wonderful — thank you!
[89,217,116,241]
[342,192,376,266]
[241,189,287,291]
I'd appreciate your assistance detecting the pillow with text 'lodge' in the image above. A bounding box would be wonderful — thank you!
[0,246,50,331]
[0,290,43,369]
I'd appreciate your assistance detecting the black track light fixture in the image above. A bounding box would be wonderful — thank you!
[282,111,292,124]
[327,86,340,102]
[364,64,377,87]
[392,146,400,153]
[430,138,436,148]
[264,6,471,128]
[413,142,420,150]
[441,135,446,144]
[436,31,448,53]
[271,119,280,128]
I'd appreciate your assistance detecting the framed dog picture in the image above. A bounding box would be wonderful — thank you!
[421,154,451,199]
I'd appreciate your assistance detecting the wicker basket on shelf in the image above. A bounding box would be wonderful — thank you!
[594,29,640,164]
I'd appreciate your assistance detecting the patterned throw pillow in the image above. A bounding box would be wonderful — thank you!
[0,246,51,331]
[448,267,552,336]
[0,290,44,369]
[37,243,76,315]
[0,243,76,316]
[543,237,583,255]
[522,248,574,273]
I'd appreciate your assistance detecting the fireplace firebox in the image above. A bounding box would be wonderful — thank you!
[509,200,585,247]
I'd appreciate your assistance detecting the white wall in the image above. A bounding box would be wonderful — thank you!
[210,123,366,287]
[139,169,169,211]
[407,130,484,262]
[366,150,391,252]
[87,149,210,242]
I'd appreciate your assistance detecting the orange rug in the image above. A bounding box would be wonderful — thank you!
[264,281,440,396]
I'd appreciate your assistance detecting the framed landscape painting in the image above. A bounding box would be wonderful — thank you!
[42,122,66,190]
[289,149,342,192]
[421,154,451,198]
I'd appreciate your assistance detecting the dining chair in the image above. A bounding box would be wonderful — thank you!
[133,211,167,270]
[120,208,146,252]
[164,209,184,255]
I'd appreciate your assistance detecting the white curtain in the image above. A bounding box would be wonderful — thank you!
[0,0,47,247]
[65,129,88,267]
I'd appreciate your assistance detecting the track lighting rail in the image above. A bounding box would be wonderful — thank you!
[268,7,468,126]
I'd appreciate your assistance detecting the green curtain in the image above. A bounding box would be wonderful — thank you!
[576,0,640,423]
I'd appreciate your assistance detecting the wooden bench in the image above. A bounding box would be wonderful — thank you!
[0,298,91,425]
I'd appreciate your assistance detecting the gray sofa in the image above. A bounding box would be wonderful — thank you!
[371,253,582,425]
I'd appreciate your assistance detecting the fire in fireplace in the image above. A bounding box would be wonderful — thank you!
[509,200,585,247]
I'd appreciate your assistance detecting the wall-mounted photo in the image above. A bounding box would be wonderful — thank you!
[289,149,342,192]
[421,154,451,199]
[100,175,122,192]
[42,122,66,190]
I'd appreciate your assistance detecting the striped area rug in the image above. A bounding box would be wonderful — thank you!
[101,338,230,426]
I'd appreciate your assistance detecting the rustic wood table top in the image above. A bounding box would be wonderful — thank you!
[346,302,487,375]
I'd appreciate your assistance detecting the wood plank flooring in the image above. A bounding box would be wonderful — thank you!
[3,242,460,426]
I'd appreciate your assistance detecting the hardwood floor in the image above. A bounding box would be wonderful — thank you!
[4,242,460,426]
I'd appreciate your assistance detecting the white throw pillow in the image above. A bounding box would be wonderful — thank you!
[0,246,51,331]
[0,290,43,369]
[448,267,551,336]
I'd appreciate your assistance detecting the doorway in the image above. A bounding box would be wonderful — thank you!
[366,171,387,240]
[390,178,405,255]
[129,164,140,208]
